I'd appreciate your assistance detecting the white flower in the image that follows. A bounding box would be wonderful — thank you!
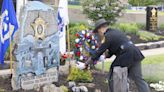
[87,39,91,42]
[159,81,163,84]
[91,36,94,39]
[112,10,117,13]
[82,30,86,34]
[80,48,83,51]
[93,7,96,11]
[98,14,102,17]
[114,7,119,10]
[91,46,95,49]
[119,12,123,16]
[90,7,96,11]
[88,20,94,26]
[80,56,84,60]
[75,39,80,43]
[150,83,155,87]
[102,6,106,9]
[96,8,100,11]
[89,4,93,7]
[95,40,97,44]
[90,7,94,11]
[150,81,164,91]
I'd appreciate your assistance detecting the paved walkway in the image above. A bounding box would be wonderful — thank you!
[141,47,164,56]
[108,47,164,61]
[0,47,164,76]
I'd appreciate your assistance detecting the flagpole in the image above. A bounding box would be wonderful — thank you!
[66,25,71,72]
[9,26,13,74]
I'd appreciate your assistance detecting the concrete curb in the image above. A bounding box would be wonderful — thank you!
[136,41,164,50]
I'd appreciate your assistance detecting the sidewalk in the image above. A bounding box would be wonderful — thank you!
[141,47,164,56]
[107,47,164,61]
[1,47,164,76]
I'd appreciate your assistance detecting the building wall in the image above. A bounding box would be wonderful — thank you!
[30,0,59,6]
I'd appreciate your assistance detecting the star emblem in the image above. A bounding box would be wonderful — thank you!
[151,8,156,17]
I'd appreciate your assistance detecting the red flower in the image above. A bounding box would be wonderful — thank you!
[75,44,79,48]
[76,51,81,57]
[62,54,67,59]
[76,33,79,37]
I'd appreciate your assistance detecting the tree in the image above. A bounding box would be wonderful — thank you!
[81,0,124,25]
[156,0,164,4]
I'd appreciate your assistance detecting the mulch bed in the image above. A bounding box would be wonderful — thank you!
[58,70,158,92]
[129,30,164,44]
[0,69,161,92]
[0,76,38,92]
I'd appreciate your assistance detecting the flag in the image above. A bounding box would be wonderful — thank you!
[0,0,18,64]
[57,0,69,54]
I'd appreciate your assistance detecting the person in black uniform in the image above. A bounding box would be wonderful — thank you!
[77,18,150,92]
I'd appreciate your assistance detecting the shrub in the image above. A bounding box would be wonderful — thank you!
[136,23,146,30]
[67,67,93,82]
[81,0,124,24]
[138,31,163,41]
[60,85,69,92]
[111,23,139,35]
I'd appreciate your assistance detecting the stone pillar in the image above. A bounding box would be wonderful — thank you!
[146,6,158,31]
[113,67,128,92]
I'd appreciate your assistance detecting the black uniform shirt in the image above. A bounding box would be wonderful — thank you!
[91,28,144,67]
[91,28,128,60]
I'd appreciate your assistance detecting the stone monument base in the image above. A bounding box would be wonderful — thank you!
[12,67,58,90]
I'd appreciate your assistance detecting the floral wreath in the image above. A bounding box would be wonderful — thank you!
[74,30,99,63]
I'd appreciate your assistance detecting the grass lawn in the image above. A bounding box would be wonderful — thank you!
[68,5,82,9]
[96,54,164,82]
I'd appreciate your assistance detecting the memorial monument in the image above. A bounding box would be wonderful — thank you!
[146,6,158,31]
[12,1,59,90]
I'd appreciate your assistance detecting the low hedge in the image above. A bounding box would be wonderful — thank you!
[111,23,139,35]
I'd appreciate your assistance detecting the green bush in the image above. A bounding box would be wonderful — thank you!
[81,0,124,24]
[67,67,93,82]
[111,23,139,35]
[136,23,146,30]
[138,31,163,41]
[159,24,164,30]
[60,85,69,92]
[111,23,164,41]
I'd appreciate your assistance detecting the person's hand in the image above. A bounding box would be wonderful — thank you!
[85,57,92,65]
[99,55,105,61]
[76,62,86,70]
